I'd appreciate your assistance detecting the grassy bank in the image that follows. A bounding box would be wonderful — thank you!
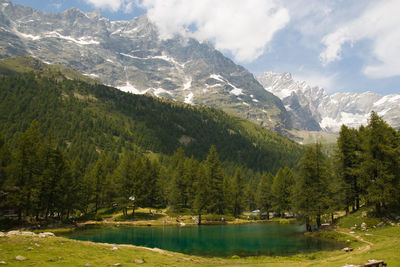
[1,225,399,266]
[2,207,399,266]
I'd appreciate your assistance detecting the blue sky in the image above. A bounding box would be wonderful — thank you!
[10,0,400,95]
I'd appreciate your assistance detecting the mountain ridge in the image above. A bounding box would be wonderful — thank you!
[0,0,291,133]
[257,71,400,132]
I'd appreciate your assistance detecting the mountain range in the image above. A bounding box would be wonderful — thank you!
[257,71,400,132]
[0,0,290,133]
[0,0,399,135]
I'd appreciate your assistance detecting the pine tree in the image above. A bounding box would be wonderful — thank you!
[204,145,225,214]
[271,167,295,217]
[0,134,11,188]
[256,173,274,219]
[359,111,400,216]
[337,125,361,214]
[292,143,330,229]
[13,120,42,219]
[232,168,245,217]
[193,164,209,224]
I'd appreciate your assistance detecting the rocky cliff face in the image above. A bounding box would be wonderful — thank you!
[257,71,400,132]
[0,0,291,132]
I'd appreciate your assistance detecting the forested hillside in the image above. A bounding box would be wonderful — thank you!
[0,57,306,222]
[0,57,302,172]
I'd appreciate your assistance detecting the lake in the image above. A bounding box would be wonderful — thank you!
[66,224,342,257]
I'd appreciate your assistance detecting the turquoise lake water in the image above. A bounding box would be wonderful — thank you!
[66,224,342,257]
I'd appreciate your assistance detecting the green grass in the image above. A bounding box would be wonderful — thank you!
[336,207,382,229]
[1,226,400,266]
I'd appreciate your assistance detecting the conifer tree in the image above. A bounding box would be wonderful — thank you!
[204,145,225,214]
[292,143,330,229]
[256,173,274,219]
[359,111,400,216]
[271,167,295,217]
[337,125,361,213]
[232,168,245,217]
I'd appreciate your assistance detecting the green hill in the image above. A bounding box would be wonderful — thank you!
[0,56,303,173]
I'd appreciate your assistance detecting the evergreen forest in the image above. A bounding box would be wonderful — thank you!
[0,57,399,228]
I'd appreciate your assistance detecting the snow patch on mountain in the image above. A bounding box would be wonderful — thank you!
[257,71,400,132]
[184,92,194,104]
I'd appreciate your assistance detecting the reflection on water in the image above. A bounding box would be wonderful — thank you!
[66,224,342,257]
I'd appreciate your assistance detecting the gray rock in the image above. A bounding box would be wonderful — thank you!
[21,231,36,236]
[111,246,118,251]
[114,263,122,266]
[377,222,385,227]
[134,259,144,264]
[38,232,55,238]
[0,233,5,238]
[27,247,33,250]
[7,231,20,236]
[84,263,92,267]
[361,222,367,230]
[15,255,27,261]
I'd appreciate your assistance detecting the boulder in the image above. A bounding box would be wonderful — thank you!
[38,232,55,238]
[21,231,36,236]
[7,231,20,236]
[15,255,27,261]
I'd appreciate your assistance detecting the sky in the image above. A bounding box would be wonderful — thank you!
[10,0,400,95]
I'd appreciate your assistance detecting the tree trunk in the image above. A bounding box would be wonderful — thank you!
[345,206,349,216]
[198,213,202,225]
[266,210,270,220]
[305,216,311,232]
[356,197,360,210]
[376,202,381,217]
[131,207,135,217]
[316,214,321,228]
[331,213,334,225]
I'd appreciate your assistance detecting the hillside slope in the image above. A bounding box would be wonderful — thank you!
[0,57,303,173]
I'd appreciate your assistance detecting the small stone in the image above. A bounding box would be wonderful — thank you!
[7,231,20,236]
[361,222,367,230]
[34,243,40,247]
[111,246,118,251]
[27,247,33,250]
[342,247,353,252]
[84,263,92,267]
[349,231,355,234]
[114,263,122,266]
[0,261,6,264]
[134,259,144,264]
[21,232,36,236]
[377,222,385,227]
[0,232,5,237]
[15,255,27,261]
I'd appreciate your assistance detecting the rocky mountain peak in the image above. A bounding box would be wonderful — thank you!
[0,2,292,132]
[257,71,400,132]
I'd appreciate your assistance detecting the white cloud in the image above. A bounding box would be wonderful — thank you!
[84,0,133,12]
[140,0,290,62]
[320,0,400,78]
